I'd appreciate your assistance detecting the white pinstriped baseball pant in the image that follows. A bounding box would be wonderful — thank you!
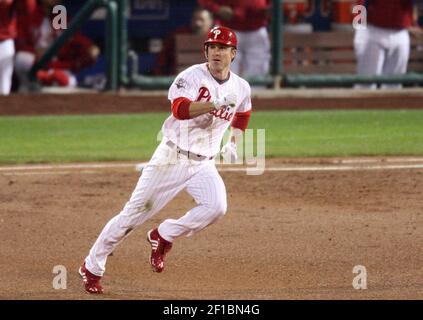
[0,39,15,95]
[85,137,227,276]
[354,24,410,89]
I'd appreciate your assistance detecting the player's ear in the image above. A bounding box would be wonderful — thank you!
[204,45,209,61]
[231,48,237,62]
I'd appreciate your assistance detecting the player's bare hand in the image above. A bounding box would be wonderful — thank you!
[221,141,238,163]
[217,6,234,20]
[409,26,423,40]
[89,45,101,61]
[212,93,237,109]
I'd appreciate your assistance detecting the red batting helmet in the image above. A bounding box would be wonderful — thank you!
[204,26,237,48]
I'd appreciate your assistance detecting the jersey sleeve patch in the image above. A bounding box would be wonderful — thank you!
[175,77,188,90]
[168,68,199,102]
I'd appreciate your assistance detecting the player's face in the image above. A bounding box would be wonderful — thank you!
[191,10,213,35]
[207,44,236,72]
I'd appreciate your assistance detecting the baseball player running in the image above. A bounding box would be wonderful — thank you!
[79,26,252,294]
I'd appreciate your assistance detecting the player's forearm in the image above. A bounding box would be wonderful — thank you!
[172,94,236,120]
[188,101,215,118]
[172,98,214,120]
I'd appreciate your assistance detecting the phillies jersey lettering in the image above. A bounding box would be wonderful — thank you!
[196,86,212,102]
[210,107,234,122]
[196,86,232,120]
[163,63,252,158]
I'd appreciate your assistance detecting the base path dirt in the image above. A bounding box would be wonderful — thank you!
[1,158,422,299]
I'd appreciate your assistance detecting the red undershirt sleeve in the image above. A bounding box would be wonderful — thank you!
[231,110,251,131]
[171,97,192,120]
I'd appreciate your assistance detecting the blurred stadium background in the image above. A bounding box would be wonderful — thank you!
[0,0,422,164]
[21,0,423,91]
[1,0,423,164]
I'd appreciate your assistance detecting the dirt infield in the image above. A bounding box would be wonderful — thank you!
[1,93,422,299]
[1,158,422,300]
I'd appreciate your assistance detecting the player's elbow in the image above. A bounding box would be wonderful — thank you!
[171,97,192,120]
[231,110,251,131]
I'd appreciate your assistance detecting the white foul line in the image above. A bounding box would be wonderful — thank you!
[1,161,423,176]
[0,163,135,172]
[219,164,423,172]
[0,170,99,176]
[337,158,423,164]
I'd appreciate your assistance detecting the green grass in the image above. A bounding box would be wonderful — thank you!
[251,110,423,157]
[0,113,167,164]
[0,110,422,164]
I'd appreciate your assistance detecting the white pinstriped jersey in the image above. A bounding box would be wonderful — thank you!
[163,63,252,158]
